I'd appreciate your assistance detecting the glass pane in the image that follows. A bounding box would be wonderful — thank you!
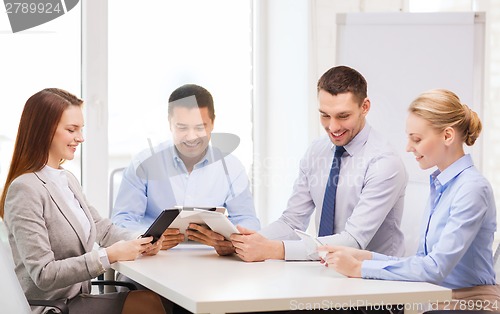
[108,0,253,178]
[0,5,82,186]
[409,0,472,12]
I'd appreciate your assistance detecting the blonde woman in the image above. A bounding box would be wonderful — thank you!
[322,89,499,308]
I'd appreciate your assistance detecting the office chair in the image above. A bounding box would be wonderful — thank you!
[0,219,69,313]
[1,237,41,313]
[97,167,127,293]
[423,244,500,314]
[109,167,126,216]
[1,214,135,313]
[494,241,500,284]
[1,231,136,313]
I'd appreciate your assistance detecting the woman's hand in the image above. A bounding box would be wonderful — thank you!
[317,245,372,278]
[318,245,372,262]
[325,250,363,277]
[106,236,159,263]
[142,235,164,256]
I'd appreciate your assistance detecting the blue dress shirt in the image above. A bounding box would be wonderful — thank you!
[260,124,408,260]
[362,154,497,289]
[111,141,260,232]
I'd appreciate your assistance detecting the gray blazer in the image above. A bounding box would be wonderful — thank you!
[3,170,134,312]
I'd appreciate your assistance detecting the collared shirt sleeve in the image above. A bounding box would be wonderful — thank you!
[282,233,361,261]
[259,165,315,239]
[111,163,149,232]
[371,252,394,261]
[337,151,407,252]
[224,158,261,230]
[258,143,317,261]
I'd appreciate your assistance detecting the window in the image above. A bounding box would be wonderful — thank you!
[107,0,253,178]
[409,0,475,11]
[0,5,81,186]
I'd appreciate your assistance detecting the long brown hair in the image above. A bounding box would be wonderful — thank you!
[0,88,83,217]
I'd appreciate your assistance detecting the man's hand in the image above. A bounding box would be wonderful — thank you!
[185,223,236,256]
[230,226,285,262]
[161,228,184,250]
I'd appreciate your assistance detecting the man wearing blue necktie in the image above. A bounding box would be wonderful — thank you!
[232,66,408,262]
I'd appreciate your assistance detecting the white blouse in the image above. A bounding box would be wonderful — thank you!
[40,165,91,241]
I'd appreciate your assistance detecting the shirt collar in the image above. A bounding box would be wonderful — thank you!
[40,165,66,182]
[430,154,474,190]
[171,145,212,170]
[330,123,371,157]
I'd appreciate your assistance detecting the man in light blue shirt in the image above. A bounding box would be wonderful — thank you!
[112,84,260,256]
[231,66,407,261]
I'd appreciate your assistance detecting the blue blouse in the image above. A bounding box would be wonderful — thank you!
[362,154,497,289]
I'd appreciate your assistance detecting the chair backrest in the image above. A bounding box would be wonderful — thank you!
[0,220,32,313]
[493,242,500,284]
[104,167,126,293]
[109,167,126,218]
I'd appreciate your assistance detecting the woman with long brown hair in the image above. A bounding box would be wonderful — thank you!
[0,88,166,314]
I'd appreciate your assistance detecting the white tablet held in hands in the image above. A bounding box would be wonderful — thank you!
[169,206,227,236]
[198,210,240,240]
[294,229,327,259]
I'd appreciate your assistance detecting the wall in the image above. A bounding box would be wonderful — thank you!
[253,0,315,225]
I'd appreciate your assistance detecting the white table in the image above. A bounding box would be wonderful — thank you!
[112,245,451,314]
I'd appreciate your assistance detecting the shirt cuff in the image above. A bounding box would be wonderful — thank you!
[371,252,391,261]
[283,240,313,261]
[361,259,387,279]
[361,257,401,279]
[98,248,111,270]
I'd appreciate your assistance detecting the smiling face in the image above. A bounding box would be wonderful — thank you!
[318,90,370,147]
[169,106,214,164]
[405,112,448,171]
[47,105,84,168]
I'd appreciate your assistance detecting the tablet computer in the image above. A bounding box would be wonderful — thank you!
[198,210,240,240]
[294,229,326,259]
[174,206,226,214]
[141,209,180,243]
[169,206,227,236]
